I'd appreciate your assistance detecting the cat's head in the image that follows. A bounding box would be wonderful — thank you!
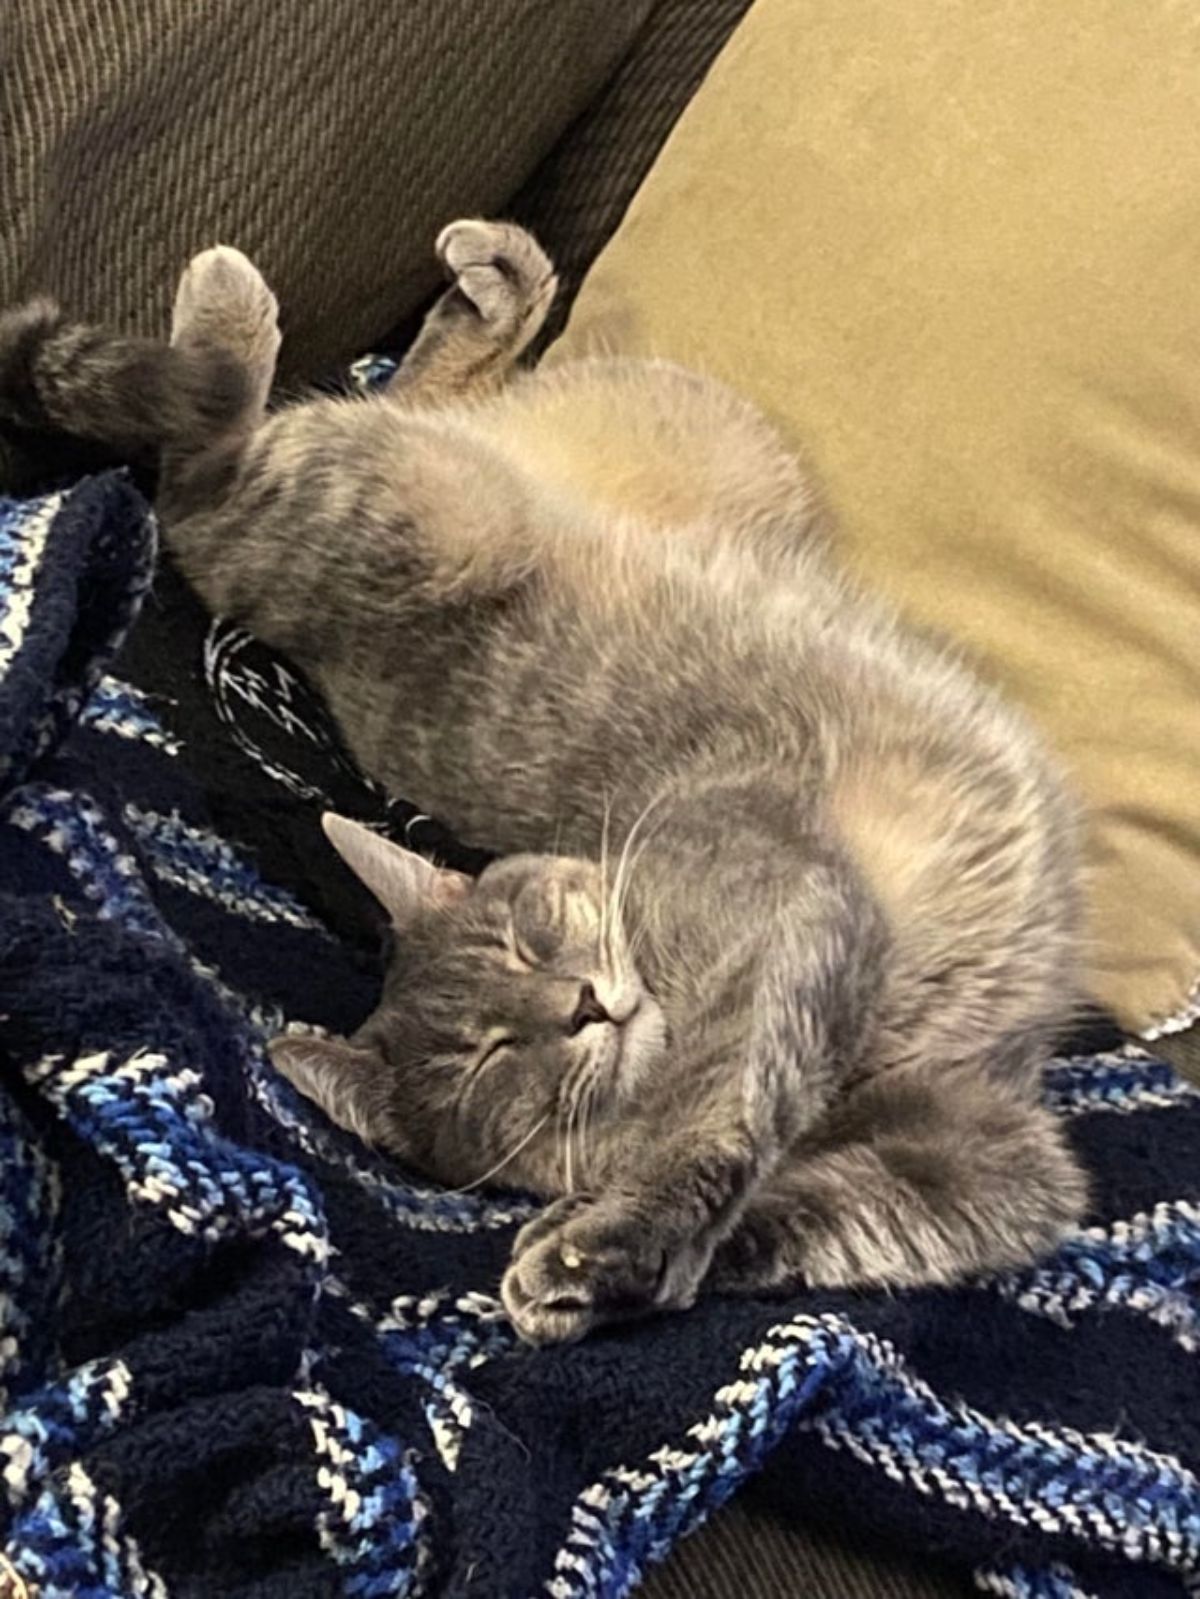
[269,814,667,1192]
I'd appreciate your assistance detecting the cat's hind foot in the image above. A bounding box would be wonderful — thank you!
[171,245,280,416]
[434,219,557,346]
[387,220,557,402]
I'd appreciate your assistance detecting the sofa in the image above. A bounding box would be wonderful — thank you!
[2,4,1197,1595]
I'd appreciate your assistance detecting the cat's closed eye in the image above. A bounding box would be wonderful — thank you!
[476,1035,516,1068]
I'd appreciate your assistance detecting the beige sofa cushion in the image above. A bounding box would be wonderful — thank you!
[551,0,1200,1033]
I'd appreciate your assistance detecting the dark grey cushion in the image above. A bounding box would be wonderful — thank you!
[0,0,653,380]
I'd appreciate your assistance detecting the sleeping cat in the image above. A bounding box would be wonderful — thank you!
[0,221,1088,1344]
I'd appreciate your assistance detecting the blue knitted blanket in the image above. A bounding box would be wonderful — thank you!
[0,472,1198,1599]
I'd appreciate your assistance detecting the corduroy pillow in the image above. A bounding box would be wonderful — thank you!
[0,0,653,382]
[551,0,1200,1034]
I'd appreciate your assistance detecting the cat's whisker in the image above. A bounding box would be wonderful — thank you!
[557,1058,580,1191]
[576,1062,599,1187]
[580,1063,602,1183]
[562,1085,575,1192]
[444,1111,553,1195]
[608,810,664,970]
[603,793,663,969]
[560,1052,597,1192]
[553,1083,567,1189]
[609,797,653,922]
[571,1059,592,1187]
[622,880,657,965]
[456,1049,509,1120]
[597,791,613,960]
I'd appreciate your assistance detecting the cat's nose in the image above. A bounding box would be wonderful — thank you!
[568,982,611,1034]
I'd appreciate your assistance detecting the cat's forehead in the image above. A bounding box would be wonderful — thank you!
[386,853,608,1003]
[477,853,602,908]
[400,898,509,971]
[397,891,525,985]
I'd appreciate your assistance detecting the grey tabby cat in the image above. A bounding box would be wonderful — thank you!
[0,221,1088,1344]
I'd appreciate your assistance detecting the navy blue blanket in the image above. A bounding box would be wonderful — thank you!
[0,472,1198,1599]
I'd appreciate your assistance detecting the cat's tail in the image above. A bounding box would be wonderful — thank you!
[0,297,248,453]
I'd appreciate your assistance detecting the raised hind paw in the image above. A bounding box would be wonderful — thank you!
[434,219,557,346]
[171,245,281,405]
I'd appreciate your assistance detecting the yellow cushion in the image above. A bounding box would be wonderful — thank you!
[550,0,1200,1033]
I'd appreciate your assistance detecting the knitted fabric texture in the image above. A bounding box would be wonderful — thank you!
[0,474,1198,1599]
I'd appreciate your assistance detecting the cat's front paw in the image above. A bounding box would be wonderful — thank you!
[501,1192,696,1346]
[434,220,557,340]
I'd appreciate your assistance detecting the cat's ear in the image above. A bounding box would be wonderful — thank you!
[321,812,470,930]
[268,1033,391,1147]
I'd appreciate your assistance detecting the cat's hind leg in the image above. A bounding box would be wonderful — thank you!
[160,245,281,517]
[386,220,557,404]
[0,255,268,461]
[171,245,281,421]
[710,1061,1087,1294]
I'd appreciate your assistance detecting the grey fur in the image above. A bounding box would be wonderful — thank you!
[0,223,1089,1344]
[0,295,248,452]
